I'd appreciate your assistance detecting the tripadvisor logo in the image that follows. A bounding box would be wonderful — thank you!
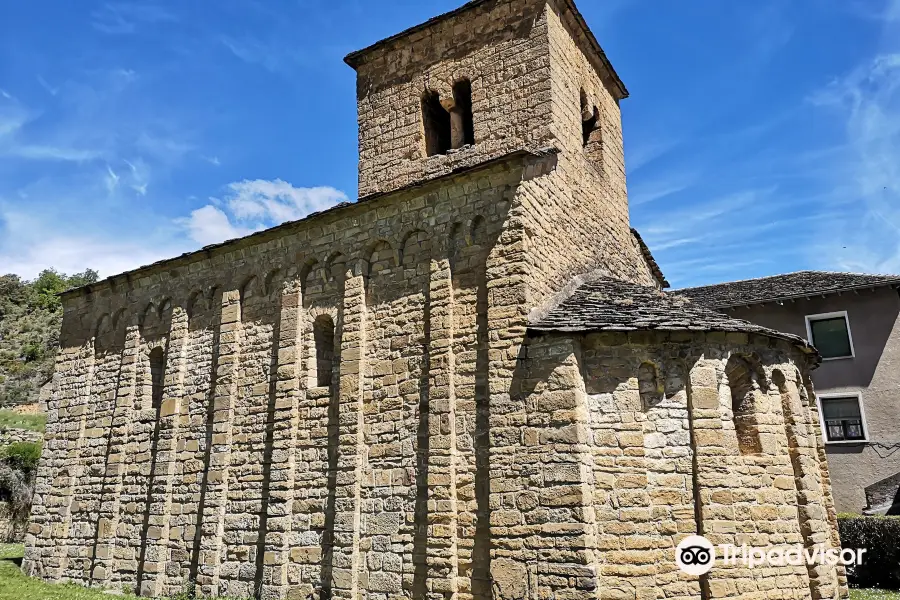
[675,535,865,575]
[676,536,716,576]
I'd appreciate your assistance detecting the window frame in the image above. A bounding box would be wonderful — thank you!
[805,310,855,361]
[816,392,869,444]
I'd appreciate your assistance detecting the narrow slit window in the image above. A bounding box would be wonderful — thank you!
[580,89,603,163]
[149,346,166,410]
[422,91,451,157]
[314,315,336,388]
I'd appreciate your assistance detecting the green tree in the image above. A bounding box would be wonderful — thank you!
[0,267,99,407]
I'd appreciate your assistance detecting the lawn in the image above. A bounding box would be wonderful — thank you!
[0,410,46,433]
[0,544,138,600]
[852,590,900,600]
[0,544,894,600]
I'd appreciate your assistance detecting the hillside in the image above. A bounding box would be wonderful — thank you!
[0,269,97,407]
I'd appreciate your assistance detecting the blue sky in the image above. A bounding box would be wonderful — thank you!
[0,0,898,288]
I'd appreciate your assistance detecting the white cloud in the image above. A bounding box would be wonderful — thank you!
[806,50,900,273]
[36,75,58,97]
[225,179,347,222]
[124,158,149,195]
[178,179,348,246]
[10,145,101,162]
[178,205,256,247]
[91,2,178,35]
[105,164,120,193]
[0,207,187,280]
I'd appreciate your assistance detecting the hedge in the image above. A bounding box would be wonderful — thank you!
[838,515,900,589]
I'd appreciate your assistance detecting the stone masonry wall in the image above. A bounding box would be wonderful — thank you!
[25,158,539,599]
[503,331,847,600]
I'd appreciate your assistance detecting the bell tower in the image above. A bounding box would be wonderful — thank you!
[344,0,629,199]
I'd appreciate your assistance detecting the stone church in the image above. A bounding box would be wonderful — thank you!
[24,0,848,599]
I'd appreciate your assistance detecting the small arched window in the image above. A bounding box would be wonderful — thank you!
[313,315,336,388]
[149,346,166,411]
[638,362,663,409]
[725,356,763,455]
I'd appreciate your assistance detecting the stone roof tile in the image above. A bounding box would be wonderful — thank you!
[674,271,900,309]
[529,276,818,360]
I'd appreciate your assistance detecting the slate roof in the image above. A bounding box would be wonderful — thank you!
[674,271,900,309]
[529,275,817,357]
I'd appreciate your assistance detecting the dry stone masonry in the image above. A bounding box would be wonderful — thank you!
[24,1,848,599]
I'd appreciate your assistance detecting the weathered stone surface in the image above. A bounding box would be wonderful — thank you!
[21,1,846,600]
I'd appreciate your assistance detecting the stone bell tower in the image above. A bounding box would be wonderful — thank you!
[345,0,653,307]
[344,0,628,197]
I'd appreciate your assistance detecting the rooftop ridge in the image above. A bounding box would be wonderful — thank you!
[343,0,629,99]
[674,270,900,310]
[529,275,819,364]
[675,270,900,292]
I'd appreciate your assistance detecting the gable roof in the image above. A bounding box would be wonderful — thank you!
[529,275,818,360]
[674,271,900,309]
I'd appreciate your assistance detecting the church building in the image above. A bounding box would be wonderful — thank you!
[24,1,847,599]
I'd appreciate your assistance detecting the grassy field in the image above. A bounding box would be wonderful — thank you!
[0,410,45,433]
[0,543,894,600]
[852,590,900,600]
[0,543,139,599]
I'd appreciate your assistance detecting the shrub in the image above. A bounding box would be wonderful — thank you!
[839,515,900,589]
[2,442,41,476]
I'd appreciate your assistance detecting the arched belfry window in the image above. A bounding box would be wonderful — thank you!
[423,91,451,156]
[422,80,474,157]
[149,346,166,411]
[452,79,475,148]
[725,356,763,455]
[313,314,336,388]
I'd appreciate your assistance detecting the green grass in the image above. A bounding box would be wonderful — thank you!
[0,544,140,599]
[0,543,890,600]
[0,544,252,599]
[0,410,45,433]
[851,590,900,600]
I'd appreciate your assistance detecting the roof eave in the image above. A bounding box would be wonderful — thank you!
[343,0,628,100]
[708,280,900,310]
